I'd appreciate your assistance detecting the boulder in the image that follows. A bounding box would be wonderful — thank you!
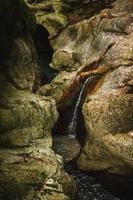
[26,0,133,175]
[37,0,133,174]
[78,66,133,174]
[76,0,133,174]
[0,1,75,199]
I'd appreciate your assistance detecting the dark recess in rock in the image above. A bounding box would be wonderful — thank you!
[33,24,58,85]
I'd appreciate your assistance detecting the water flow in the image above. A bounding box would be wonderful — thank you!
[68,76,93,139]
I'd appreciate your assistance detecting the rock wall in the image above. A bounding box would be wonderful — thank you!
[25,0,107,38]
[0,1,132,199]
[33,0,133,175]
[0,1,75,199]
[77,0,133,174]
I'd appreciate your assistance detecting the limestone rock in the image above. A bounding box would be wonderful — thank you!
[76,0,133,174]
[77,66,133,174]
[0,1,75,199]
[37,71,79,105]
[25,0,107,38]
[36,0,133,174]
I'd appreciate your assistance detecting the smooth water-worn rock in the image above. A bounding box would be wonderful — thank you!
[37,0,133,175]
[78,67,133,174]
[53,135,81,163]
[0,1,75,199]
[0,1,132,200]
[37,70,79,105]
[25,0,107,38]
[76,0,133,174]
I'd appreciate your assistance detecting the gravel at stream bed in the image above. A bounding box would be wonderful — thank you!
[65,164,133,200]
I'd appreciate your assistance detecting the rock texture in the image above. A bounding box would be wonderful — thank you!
[1,2,132,200]
[76,0,133,174]
[32,0,133,175]
[25,0,106,38]
[0,1,75,199]
[53,135,81,163]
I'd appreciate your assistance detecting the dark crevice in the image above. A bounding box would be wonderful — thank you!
[127,86,133,94]
[63,0,115,8]
[33,24,58,85]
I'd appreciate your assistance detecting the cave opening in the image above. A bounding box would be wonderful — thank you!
[33,24,58,85]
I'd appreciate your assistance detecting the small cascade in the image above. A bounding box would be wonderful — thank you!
[52,74,100,162]
[68,76,94,139]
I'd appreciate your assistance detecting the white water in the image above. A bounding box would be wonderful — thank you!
[68,76,93,139]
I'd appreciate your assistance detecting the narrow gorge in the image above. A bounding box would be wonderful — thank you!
[0,0,133,200]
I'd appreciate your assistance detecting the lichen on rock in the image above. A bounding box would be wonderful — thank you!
[36,0,133,175]
[0,0,133,199]
[0,1,75,199]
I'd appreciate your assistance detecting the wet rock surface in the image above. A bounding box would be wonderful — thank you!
[78,66,133,174]
[36,0,133,175]
[53,135,81,163]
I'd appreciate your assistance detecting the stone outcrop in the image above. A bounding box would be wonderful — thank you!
[34,0,133,175]
[1,1,133,199]
[78,67,133,174]
[25,0,107,38]
[0,1,75,199]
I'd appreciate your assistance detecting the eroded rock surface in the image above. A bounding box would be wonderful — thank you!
[76,0,133,174]
[0,1,75,199]
[1,3,131,200]
[78,67,133,174]
[34,0,133,174]
[25,0,107,38]
[53,135,81,163]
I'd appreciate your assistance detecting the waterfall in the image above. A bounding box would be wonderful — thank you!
[68,76,94,139]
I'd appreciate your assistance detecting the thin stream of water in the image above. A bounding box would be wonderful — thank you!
[68,76,92,139]
[68,75,99,139]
